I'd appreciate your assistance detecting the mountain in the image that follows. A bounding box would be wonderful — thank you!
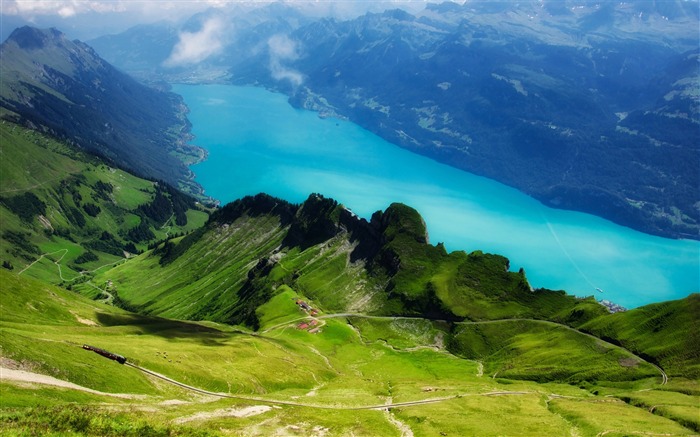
[1,130,697,433]
[277,4,699,240]
[84,192,610,330]
[1,15,698,435]
[90,1,699,239]
[0,26,204,195]
[80,191,699,379]
[0,120,208,284]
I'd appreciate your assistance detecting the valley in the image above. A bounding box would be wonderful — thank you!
[87,0,700,240]
[2,268,698,436]
[0,2,698,435]
[178,84,699,309]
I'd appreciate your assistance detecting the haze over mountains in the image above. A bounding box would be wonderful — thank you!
[0,26,205,195]
[85,0,700,239]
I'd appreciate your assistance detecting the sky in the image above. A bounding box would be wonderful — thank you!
[0,0,436,41]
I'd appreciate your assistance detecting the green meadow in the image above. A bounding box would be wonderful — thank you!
[0,122,208,286]
[1,124,698,436]
[2,269,698,436]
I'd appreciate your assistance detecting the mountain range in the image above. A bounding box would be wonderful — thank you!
[0,26,204,196]
[89,0,700,239]
[1,9,699,436]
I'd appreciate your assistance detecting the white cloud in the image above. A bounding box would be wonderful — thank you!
[268,34,299,60]
[267,34,303,87]
[4,1,124,16]
[163,17,227,67]
[1,1,235,17]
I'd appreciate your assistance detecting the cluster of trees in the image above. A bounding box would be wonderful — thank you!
[138,182,195,227]
[2,230,40,261]
[0,169,202,271]
[0,192,46,222]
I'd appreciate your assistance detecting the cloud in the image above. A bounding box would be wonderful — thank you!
[267,34,303,87]
[163,17,227,67]
[4,1,126,17]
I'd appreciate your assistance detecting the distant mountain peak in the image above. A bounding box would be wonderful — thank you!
[0,25,204,195]
[6,26,66,50]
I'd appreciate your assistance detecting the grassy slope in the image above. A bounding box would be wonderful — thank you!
[82,194,698,384]
[2,269,696,436]
[579,294,700,378]
[83,195,387,326]
[0,122,208,284]
[85,213,289,321]
[92,195,606,330]
[449,320,659,383]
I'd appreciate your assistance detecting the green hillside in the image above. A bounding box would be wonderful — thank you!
[84,193,608,330]
[2,268,697,436]
[0,123,696,435]
[0,121,208,285]
[580,294,700,378]
[0,27,204,193]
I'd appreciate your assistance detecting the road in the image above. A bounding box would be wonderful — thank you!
[267,313,668,385]
[126,362,531,410]
[0,366,144,399]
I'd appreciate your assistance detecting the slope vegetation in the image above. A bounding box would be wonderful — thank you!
[580,294,700,379]
[0,121,208,285]
[86,193,608,330]
[0,26,203,193]
[81,192,700,384]
[2,268,698,436]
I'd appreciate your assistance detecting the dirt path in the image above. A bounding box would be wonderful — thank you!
[309,314,668,386]
[126,362,532,411]
[0,367,145,399]
[160,213,175,239]
[173,405,272,424]
[0,177,63,194]
[384,396,414,437]
[18,249,68,275]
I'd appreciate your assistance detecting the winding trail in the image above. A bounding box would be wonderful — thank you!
[18,249,125,303]
[0,367,145,399]
[0,177,63,195]
[17,249,68,275]
[125,362,531,411]
[160,213,175,239]
[266,313,668,385]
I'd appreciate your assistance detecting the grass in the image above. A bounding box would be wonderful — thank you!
[0,405,215,436]
[255,285,307,330]
[348,317,446,350]
[2,269,698,435]
[396,394,573,437]
[449,320,660,383]
[548,397,695,436]
[0,121,207,283]
[580,293,700,378]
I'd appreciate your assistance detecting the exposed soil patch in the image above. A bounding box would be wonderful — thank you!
[71,311,99,326]
[173,405,272,424]
[0,366,145,399]
[619,357,640,368]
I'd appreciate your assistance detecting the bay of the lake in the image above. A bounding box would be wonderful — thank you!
[176,84,699,309]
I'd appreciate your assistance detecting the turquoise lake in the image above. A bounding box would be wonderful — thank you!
[176,84,699,309]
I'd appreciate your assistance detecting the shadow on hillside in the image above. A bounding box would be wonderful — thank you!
[95,312,240,346]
